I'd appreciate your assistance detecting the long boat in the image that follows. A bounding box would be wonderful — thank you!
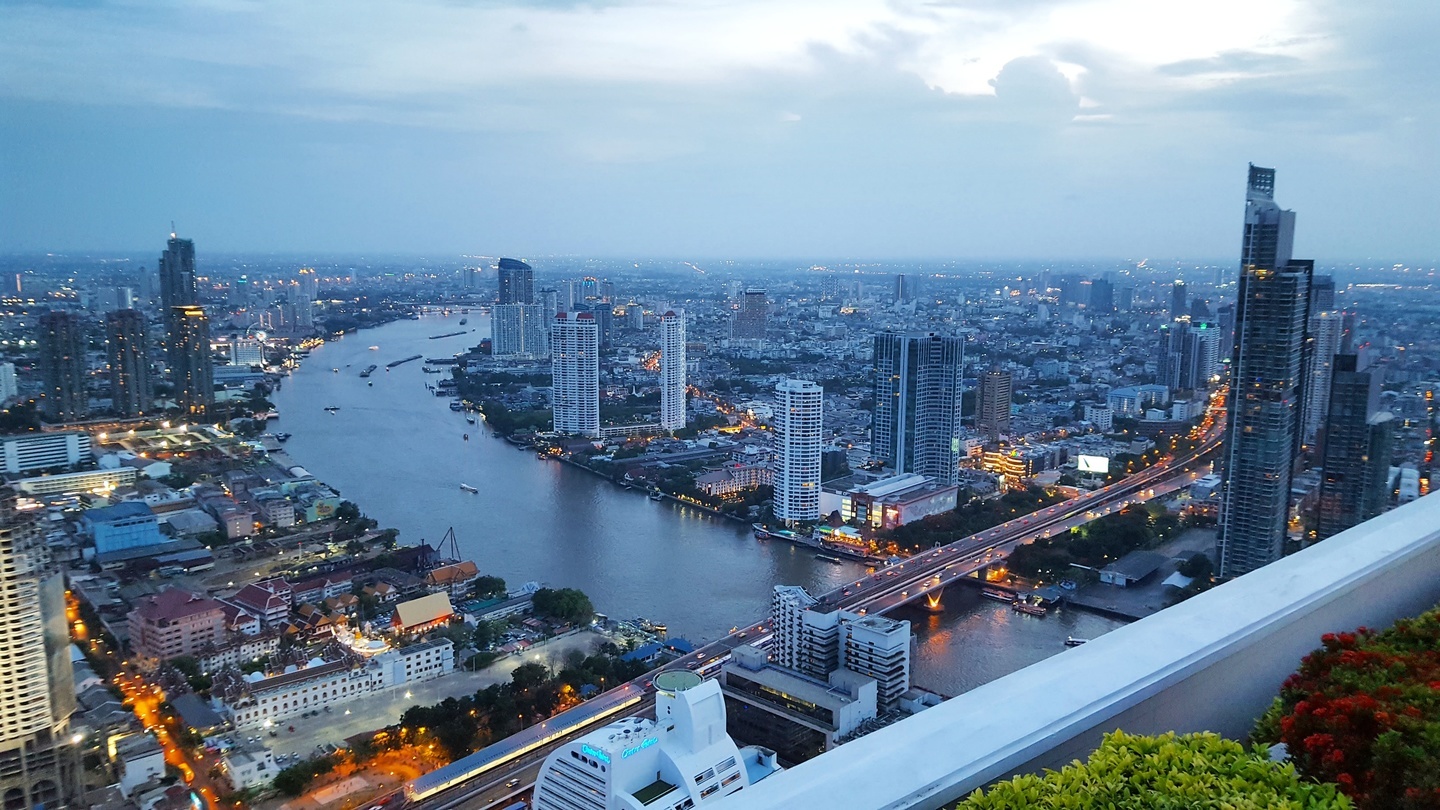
[459,483,479,493]
[1013,602,1048,616]
[387,354,423,368]
[980,588,1015,602]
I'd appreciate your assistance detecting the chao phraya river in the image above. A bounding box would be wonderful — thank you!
[272,312,1124,696]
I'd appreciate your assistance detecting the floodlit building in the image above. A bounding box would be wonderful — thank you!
[532,671,780,810]
[772,379,823,523]
[819,473,959,530]
[660,310,687,431]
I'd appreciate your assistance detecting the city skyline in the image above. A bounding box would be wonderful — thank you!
[2,3,1437,260]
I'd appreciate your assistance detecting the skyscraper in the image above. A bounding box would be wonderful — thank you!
[0,485,81,808]
[586,303,614,348]
[171,305,214,416]
[1157,319,1221,393]
[1170,281,1187,318]
[491,304,546,359]
[550,312,599,437]
[733,289,768,342]
[159,233,197,327]
[660,310,687,432]
[1087,277,1115,313]
[976,366,1013,442]
[497,258,534,305]
[0,362,16,404]
[106,309,151,417]
[871,332,964,484]
[461,266,480,290]
[894,274,913,304]
[1309,274,1335,311]
[1315,355,1393,541]
[1301,310,1346,451]
[37,310,88,422]
[1219,164,1313,579]
[773,379,823,523]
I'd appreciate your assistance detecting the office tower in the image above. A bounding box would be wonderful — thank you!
[576,276,598,302]
[1170,281,1187,317]
[497,257,533,305]
[773,379,823,523]
[491,304,546,359]
[1087,278,1115,313]
[660,310,687,431]
[0,485,82,808]
[1302,311,1346,451]
[37,310,88,422]
[1158,319,1221,393]
[0,362,16,404]
[1218,164,1313,579]
[976,366,1013,442]
[106,309,151,417]
[532,671,779,810]
[1116,285,1135,312]
[1310,274,1335,311]
[550,312,599,436]
[586,303,614,348]
[733,289,768,342]
[894,274,913,304]
[171,305,214,416]
[1315,355,1393,540]
[461,266,480,291]
[871,332,964,484]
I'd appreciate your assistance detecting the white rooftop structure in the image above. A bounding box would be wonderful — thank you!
[533,671,780,810]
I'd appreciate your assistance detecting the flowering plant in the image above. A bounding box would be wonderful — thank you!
[1255,608,1440,809]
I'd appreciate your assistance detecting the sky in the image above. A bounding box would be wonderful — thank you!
[1,0,1436,261]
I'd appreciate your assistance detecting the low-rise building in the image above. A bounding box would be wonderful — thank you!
[16,466,138,496]
[128,588,227,664]
[819,473,958,530]
[392,592,454,635]
[424,561,480,597]
[0,430,91,474]
[86,501,165,556]
[111,734,167,797]
[226,579,293,628]
[722,645,877,765]
[197,634,281,674]
[220,748,277,791]
[696,461,772,498]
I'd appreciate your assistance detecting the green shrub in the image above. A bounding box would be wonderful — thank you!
[955,730,1351,809]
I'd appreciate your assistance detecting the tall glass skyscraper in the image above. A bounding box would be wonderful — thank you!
[497,257,534,305]
[1315,354,1393,541]
[1218,165,1313,579]
[870,332,963,484]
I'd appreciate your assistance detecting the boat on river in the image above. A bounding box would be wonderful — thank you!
[1064,637,1089,647]
[815,554,844,564]
[323,406,340,413]
[459,483,478,493]
[1013,602,1047,616]
[980,588,1015,602]
[648,490,664,501]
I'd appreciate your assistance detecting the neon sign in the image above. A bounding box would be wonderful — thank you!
[622,737,659,759]
[581,744,611,763]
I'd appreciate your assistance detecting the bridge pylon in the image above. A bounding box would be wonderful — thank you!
[921,591,944,614]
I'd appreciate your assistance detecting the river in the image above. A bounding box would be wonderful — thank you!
[271,312,1126,696]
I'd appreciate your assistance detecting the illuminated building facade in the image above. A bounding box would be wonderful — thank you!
[772,379,823,523]
[871,332,963,484]
[551,312,600,436]
[170,305,214,416]
[660,310,686,431]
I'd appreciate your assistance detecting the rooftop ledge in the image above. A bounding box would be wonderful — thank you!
[724,492,1440,810]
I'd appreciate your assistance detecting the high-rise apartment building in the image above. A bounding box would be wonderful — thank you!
[0,486,81,808]
[491,304,546,359]
[461,266,480,290]
[171,305,214,416]
[660,310,687,432]
[1219,164,1313,579]
[586,303,614,349]
[550,312,599,437]
[0,362,16,404]
[497,258,534,305]
[38,310,88,422]
[159,234,197,331]
[1302,310,1347,451]
[297,267,319,298]
[773,379,823,523]
[1086,277,1115,313]
[106,309,151,417]
[871,332,964,484]
[766,585,912,712]
[1310,274,1335,311]
[976,366,1013,442]
[733,289,769,342]
[1157,319,1221,393]
[1315,354,1393,541]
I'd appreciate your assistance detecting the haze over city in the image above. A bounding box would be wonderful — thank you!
[3,0,1437,260]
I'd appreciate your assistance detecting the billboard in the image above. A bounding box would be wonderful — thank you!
[1077,454,1110,474]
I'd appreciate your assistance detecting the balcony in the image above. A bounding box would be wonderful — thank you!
[728,492,1440,809]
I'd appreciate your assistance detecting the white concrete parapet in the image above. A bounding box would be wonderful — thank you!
[724,493,1440,810]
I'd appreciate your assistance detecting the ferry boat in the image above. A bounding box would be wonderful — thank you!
[459,318,468,325]
[1064,637,1089,647]
[323,406,340,413]
[368,345,380,351]
[1013,602,1048,617]
[459,483,479,493]
[980,588,1015,602]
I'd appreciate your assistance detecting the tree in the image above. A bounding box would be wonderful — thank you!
[530,588,594,625]
[471,576,507,600]
[955,731,1351,809]
[511,662,549,692]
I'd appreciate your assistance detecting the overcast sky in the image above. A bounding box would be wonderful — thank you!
[1,0,1435,261]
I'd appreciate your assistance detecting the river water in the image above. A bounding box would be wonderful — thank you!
[271,312,1125,696]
